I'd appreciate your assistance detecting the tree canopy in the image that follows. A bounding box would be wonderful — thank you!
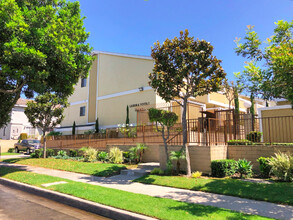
[235,21,293,106]
[0,0,94,127]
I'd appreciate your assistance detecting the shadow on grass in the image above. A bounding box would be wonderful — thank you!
[93,165,126,177]
[0,166,25,177]
[167,203,252,220]
[1,158,26,164]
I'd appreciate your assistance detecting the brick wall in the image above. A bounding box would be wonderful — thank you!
[228,145,293,170]
[160,145,227,173]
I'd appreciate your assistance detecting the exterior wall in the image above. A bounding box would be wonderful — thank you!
[98,90,156,127]
[228,145,293,171]
[159,145,227,173]
[0,140,18,153]
[62,103,88,127]
[88,54,98,123]
[98,53,153,96]
[258,105,293,143]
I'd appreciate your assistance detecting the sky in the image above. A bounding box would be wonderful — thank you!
[73,0,293,80]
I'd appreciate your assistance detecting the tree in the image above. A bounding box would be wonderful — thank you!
[95,117,99,134]
[126,105,130,125]
[72,121,76,135]
[149,30,226,176]
[170,150,186,174]
[0,0,94,127]
[222,79,235,109]
[148,108,178,165]
[235,21,293,106]
[25,93,68,158]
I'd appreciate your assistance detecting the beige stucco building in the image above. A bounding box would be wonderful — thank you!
[57,51,267,135]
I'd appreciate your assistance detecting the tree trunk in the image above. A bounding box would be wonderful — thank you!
[185,143,191,177]
[182,98,188,147]
[43,132,46,159]
[177,160,180,174]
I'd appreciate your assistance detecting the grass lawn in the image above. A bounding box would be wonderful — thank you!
[0,166,271,220]
[2,158,127,177]
[134,175,293,205]
[0,153,20,156]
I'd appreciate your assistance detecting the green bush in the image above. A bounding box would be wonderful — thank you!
[227,139,252,145]
[47,131,62,136]
[83,147,98,162]
[165,160,174,176]
[57,150,67,157]
[269,152,293,182]
[246,131,262,142]
[8,148,14,153]
[257,157,272,178]
[211,159,237,177]
[69,149,78,157]
[150,168,164,175]
[34,149,43,158]
[46,149,55,157]
[78,147,88,157]
[236,159,253,178]
[109,147,123,164]
[98,151,108,163]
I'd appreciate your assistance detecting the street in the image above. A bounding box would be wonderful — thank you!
[0,184,110,220]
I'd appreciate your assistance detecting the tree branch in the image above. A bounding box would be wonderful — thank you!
[0,80,26,94]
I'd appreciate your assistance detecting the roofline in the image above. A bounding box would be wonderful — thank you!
[91,50,153,60]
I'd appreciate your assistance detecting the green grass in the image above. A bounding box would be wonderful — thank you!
[0,166,270,220]
[0,152,20,156]
[2,158,126,177]
[134,175,293,205]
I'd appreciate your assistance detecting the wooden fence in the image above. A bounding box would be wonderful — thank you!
[47,115,293,150]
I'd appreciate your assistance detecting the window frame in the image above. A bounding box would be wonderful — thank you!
[81,78,87,88]
[80,106,86,117]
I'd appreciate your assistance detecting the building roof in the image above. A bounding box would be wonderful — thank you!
[15,98,30,106]
[91,50,153,60]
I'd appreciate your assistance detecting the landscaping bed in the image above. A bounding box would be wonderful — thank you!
[2,158,127,177]
[0,166,271,220]
[0,152,21,156]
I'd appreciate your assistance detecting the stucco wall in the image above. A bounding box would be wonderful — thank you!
[228,145,293,171]
[62,103,88,127]
[0,140,18,153]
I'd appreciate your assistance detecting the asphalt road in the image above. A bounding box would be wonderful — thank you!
[0,184,110,220]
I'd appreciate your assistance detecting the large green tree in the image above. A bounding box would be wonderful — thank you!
[0,0,94,127]
[235,21,293,106]
[149,30,226,147]
[25,93,68,158]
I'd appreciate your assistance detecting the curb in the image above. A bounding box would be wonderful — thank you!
[0,177,155,220]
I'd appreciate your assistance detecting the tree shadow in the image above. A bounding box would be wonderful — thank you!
[0,165,27,177]
[92,165,126,177]
[1,158,26,164]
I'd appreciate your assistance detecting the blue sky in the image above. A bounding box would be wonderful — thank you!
[74,0,293,80]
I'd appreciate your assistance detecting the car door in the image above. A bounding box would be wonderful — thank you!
[20,140,27,151]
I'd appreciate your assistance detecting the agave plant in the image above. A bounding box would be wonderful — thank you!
[170,150,186,174]
[109,147,123,164]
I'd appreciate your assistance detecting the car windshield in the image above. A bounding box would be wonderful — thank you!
[27,140,40,144]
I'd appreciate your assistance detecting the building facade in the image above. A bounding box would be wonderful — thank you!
[0,99,42,140]
[56,51,268,135]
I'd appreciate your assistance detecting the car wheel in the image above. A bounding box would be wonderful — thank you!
[26,148,30,155]
[15,147,19,153]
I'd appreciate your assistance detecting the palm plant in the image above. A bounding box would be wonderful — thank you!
[170,150,186,174]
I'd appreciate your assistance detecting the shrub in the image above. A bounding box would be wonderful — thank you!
[78,147,88,157]
[165,160,174,175]
[170,150,186,174]
[30,152,37,158]
[46,149,55,157]
[98,151,108,163]
[34,149,43,158]
[19,133,28,140]
[57,150,67,157]
[269,152,293,182]
[109,147,123,164]
[192,171,202,179]
[69,149,78,157]
[150,168,164,175]
[211,159,237,177]
[236,159,253,178]
[227,139,252,145]
[83,147,98,162]
[8,148,14,153]
[257,157,272,178]
[47,131,62,136]
[246,131,262,142]
[84,130,95,135]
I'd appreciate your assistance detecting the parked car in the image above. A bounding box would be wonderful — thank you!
[14,139,42,154]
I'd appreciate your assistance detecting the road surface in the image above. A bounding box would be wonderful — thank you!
[0,184,110,220]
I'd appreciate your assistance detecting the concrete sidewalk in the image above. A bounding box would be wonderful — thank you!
[0,154,30,160]
[1,162,293,220]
